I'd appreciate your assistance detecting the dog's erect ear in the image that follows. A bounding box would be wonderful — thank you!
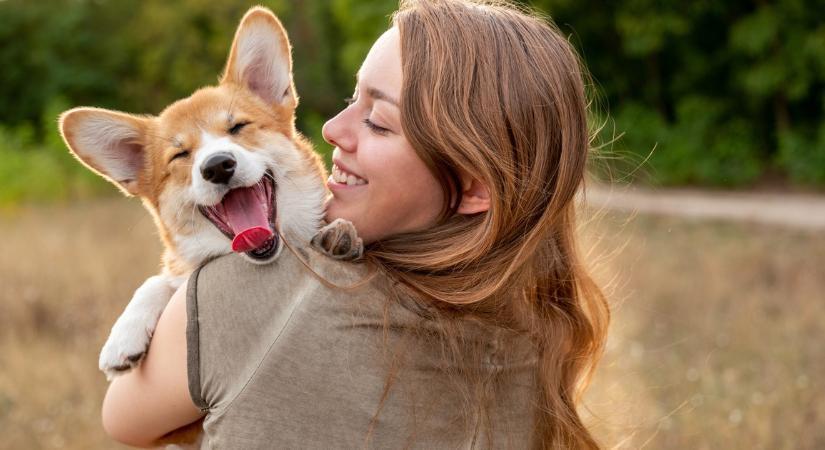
[222,7,296,108]
[59,107,150,196]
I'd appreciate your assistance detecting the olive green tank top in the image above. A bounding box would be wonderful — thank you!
[186,243,537,449]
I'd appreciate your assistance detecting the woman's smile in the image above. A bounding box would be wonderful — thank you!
[328,161,368,187]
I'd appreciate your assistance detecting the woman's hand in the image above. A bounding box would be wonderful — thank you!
[101,280,205,447]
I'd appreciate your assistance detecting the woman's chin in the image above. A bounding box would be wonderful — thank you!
[325,202,357,228]
[323,199,344,222]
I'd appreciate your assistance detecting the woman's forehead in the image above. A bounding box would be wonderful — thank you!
[358,27,402,99]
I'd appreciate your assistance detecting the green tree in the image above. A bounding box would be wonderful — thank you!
[1,0,825,206]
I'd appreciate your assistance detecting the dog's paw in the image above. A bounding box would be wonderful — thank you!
[311,219,364,261]
[99,317,153,381]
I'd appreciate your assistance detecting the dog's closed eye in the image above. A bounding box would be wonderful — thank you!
[169,150,190,163]
[229,121,251,135]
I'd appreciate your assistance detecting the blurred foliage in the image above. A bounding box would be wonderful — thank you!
[0,98,108,208]
[533,0,825,187]
[0,0,824,206]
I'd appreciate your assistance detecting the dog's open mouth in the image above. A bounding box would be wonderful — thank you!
[198,173,278,260]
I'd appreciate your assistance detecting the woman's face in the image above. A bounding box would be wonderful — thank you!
[322,27,444,245]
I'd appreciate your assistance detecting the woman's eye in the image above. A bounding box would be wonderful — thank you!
[170,150,190,163]
[363,118,390,136]
[228,121,250,135]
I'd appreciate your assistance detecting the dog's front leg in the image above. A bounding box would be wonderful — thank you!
[99,274,183,380]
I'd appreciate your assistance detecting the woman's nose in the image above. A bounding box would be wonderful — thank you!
[322,109,356,153]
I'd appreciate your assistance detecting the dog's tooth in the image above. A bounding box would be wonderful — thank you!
[346,175,357,186]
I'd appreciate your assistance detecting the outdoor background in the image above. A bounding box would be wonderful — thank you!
[0,0,823,448]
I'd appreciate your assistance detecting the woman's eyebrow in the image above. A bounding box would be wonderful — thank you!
[365,86,400,108]
[355,71,400,107]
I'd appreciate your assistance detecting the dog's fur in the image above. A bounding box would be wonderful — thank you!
[59,8,369,446]
[60,7,347,382]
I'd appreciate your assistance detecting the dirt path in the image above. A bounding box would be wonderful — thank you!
[585,184,825,231]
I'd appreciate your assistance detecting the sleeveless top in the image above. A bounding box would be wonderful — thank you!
[186,243,538,449]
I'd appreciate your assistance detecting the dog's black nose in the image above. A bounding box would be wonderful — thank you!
[201,153,236,185]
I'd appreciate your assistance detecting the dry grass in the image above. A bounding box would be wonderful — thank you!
[0,199,823,449]
[581,210,825,449]
[0,199,160,450]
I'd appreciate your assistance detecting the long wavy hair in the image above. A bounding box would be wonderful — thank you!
[363,1,610,448]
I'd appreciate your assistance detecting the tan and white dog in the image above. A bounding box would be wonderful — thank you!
[60,7,360,382]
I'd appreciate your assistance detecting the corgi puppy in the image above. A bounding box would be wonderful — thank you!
[59,7,359,382]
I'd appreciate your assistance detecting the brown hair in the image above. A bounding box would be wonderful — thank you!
[364,0,609,448]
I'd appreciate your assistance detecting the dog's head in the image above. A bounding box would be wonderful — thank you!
[59,8,327,267]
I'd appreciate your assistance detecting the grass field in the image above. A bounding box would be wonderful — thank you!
[0,198,822,449]
[583,210,825,449]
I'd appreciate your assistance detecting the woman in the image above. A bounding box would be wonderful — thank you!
[102,0,609,448]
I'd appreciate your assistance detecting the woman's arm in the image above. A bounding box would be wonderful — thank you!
[101,280,205,447]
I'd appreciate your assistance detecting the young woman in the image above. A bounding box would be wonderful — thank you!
[102,1,609,448]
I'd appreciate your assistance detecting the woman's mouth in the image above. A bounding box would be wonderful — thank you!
[330,163,368,186]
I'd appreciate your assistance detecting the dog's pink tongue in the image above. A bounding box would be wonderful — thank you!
[222,186,273,253]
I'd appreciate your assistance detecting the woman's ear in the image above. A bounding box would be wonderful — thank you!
[456,174,490,215]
